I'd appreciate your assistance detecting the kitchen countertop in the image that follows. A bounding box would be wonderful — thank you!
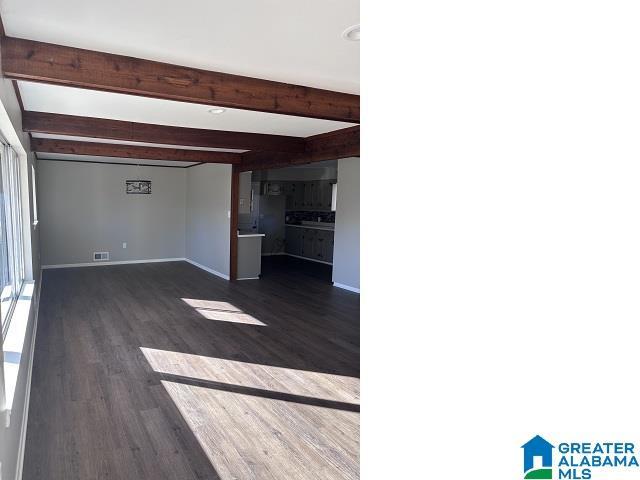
[285,224,335,231]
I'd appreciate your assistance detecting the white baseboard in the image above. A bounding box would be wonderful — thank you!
[184,258,230,280]
[284,253,333,266]
[41,258,185,269]
[237,277,260,280]
[333,282,360,293]
[15,274,42,480]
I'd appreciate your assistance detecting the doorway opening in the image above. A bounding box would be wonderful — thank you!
[237,160,337,283]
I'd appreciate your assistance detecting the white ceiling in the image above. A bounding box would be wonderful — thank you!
[4,1,359,166]
[37,153,196,168]
[19,82,356,137]
[2,0,359,94]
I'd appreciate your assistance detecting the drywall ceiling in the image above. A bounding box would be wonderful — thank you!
[19,82,356,137]
[2,0,359,166]
[1,0,359,94]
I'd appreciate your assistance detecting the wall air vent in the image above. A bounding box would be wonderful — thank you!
[93,252,110,261]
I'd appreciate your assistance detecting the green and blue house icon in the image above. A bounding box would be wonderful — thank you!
[522,435,554,479]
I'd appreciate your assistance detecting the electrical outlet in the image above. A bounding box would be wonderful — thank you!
[122,242,127,249]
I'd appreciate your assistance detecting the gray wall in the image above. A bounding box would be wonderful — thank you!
[255,165,337,181]
[0,46,41,480]
[186,163,232,278]
[332,157,360,291]
[37,161,186,266]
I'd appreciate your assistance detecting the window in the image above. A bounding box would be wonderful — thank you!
[1,144,25,334]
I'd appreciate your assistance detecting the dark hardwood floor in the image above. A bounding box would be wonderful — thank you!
[24,261,359,480]
[260,255,334,283]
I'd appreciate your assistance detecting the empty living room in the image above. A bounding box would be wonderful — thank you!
[3,1,630,479]
[0,1,360,479]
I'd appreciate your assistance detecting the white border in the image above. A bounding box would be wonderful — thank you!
[184,258,230,280]
[333,282,360,294]
[14,274,42,480]
[41,258,185,269]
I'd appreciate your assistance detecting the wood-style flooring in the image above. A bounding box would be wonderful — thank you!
[23,260,359,480]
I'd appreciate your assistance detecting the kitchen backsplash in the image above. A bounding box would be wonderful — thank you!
[285,210,335,223]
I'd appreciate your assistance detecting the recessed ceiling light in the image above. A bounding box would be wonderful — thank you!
[342,24,360,42]
[208,107,226,115]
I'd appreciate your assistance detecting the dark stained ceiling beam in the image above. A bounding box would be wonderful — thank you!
[22,111,305,153]
[239,125,360,171]
[2,36,360,123]
[32,138,241,164]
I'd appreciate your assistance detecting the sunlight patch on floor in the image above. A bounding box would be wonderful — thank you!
[160,380,360,480]
[181,298,266,326]
[140,347,359,405]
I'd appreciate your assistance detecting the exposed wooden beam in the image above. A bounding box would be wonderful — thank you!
[239,126,360,171]
[22,111,305,153]
[229,165,240,281]
[2,36,360,123]
[32,138,241,164]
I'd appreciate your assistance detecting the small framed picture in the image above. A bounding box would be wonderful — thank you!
[126,180,152,195]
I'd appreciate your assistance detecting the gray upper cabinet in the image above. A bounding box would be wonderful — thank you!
[285,182,296,210]
[320,181,333,210]
[302,183,312,209]
[294,182,305,209]
[280,180,336,212]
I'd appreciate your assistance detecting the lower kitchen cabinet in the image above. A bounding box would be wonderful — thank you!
[301,228,316,258]
[285,226,334,264]
[314,229,332,262]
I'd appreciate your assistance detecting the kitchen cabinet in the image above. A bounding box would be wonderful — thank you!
[301,228,316,257]
[285,182,296,210]
[293,182,305,209]
[323,231,334,263]
[314,229,331,261]
[318,181,334,210]
[285,226,334,264]
[303,182,314,208]
[280,180,336,211]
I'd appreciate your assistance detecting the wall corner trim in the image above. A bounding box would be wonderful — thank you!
[185,258,230,281]
[332,282,360,294]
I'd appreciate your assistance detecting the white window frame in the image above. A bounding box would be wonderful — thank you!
[1,143,26,339]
